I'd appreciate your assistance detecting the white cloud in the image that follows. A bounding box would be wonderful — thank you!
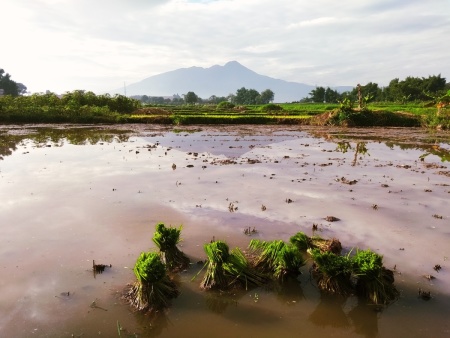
[1,0,449,94]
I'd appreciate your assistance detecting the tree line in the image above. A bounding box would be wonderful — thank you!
[134,88,275,105]
[304,74,449,104]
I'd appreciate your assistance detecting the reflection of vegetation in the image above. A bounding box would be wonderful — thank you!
[309,294,350,328]
[0,127,130,159]
[0,133,18,159]
[336,141,370,166]
[273,276,305,304]
[309,294,380,337]
[131,309,171,338]
[384,141,450,162]
[348,299,379,338]
[205,291,238,314]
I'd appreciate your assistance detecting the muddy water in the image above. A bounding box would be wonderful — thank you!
[1,124,449,338]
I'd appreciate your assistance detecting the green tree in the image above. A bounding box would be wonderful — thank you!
[0,69,19,96]
[350,82,380,102]
[324,87,341,103]
[184,91,199,104]
[260,89,275,104]
[309,87,326,103]
[233,87,262,105]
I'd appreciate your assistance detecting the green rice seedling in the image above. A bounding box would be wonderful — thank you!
[352,249,399,306]
[126,252,179,313]
[309,248,353,296]
[248,239,305,281]
[290,232,342,254]
[289,232,310,251]
[199,240,267,290]
[152,222,190,272]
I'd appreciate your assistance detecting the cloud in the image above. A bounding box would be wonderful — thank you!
[1,0,449,94]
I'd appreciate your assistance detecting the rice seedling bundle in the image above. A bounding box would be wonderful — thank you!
[248,239,305,281]
[152,222,190,272]
[127,252,179,312]
[352,249,399,305]
[290,232,342,254]
[200,240,267,290]
[289,232,310,252]
[309,248,353,296]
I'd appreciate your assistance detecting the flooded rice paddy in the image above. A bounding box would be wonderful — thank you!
[1,124,449,338]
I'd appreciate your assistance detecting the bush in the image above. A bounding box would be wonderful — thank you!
[260,103,283,112]
[216,101,235,110]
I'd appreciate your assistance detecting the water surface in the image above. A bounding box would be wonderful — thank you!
[1,124,449,337]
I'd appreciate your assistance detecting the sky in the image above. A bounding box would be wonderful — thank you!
[1,0,450,95]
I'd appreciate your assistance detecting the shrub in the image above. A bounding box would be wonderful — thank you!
[216,101,235,110]
[260,104,283,112]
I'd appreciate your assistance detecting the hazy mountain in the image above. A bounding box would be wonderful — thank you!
[109,61,351,103]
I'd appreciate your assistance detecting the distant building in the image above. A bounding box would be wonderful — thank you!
[0,89,4,96]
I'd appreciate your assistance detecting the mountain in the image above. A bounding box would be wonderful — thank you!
[108,61,351,103]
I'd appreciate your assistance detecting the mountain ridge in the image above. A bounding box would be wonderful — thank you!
[108,61,351,103]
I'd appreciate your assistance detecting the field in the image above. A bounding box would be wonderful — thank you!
[124,102,442,126]
[1,94,448,128]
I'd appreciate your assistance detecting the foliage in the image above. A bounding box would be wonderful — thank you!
[127,252,179,312]
[0,90,140,123]
[289,232,310,251]
[248,239,305,281]
[232,87,274,105]
[184,91,199,104]
[133,252,166,284]
[260,89,275,104]
[309,249,353,296]
[0,68,23,96]
[290,232,342,254]
[152,222,190,272]
[351,249,399,305]
[260,103,283,112]
[216,101,235,110]
[307,86,342,103]
[199,240,267,290]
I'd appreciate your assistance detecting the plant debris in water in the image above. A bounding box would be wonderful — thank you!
[92,260,111,277]
[152,222,190,272]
